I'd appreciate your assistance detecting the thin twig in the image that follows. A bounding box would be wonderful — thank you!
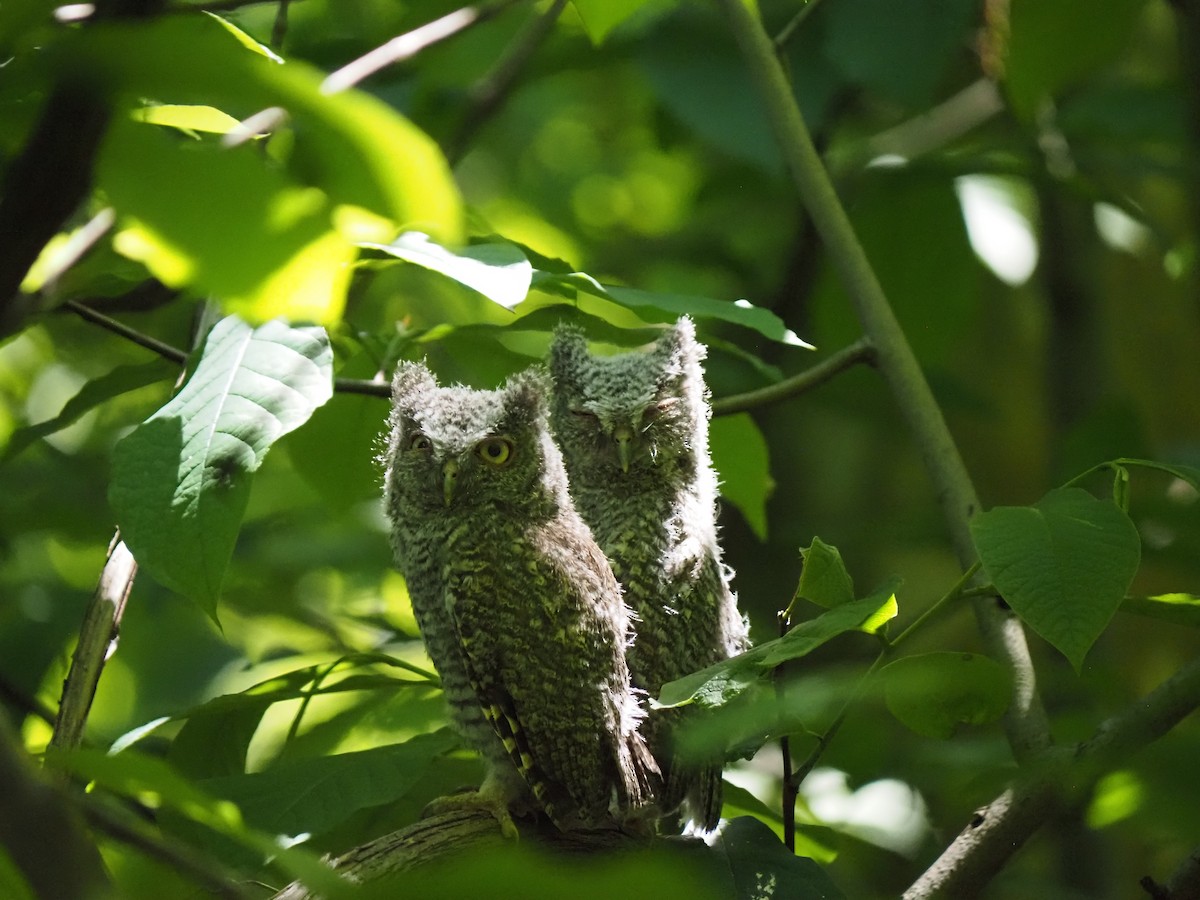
[775,609,796,853]
[166,0,306,12]
[64,300,189,364]
[334,377,390,397]
[448,0,569,163]
[0,678,57,727]
[271,0,291,50]
[712,337,875,416]
[322,1,522,95]
[773,0,826,50]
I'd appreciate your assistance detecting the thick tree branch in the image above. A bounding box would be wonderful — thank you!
[904,654,1200,898]
[448,0,569,163]
[712,337,874,416]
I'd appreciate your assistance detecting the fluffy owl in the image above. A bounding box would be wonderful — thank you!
[382,362,658,834]
[548,317,750,832]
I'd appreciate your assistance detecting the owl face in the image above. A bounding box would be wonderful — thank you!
[549,319,705,482]
[386,363,548,514]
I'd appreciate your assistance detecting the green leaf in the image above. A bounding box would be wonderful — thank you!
[44,747,353,898]
[1004,0,1147,121]
[531,269,812,347]
[0,847,35,900]
[571,0,657,43]
[709,413,772,540]
[131,103,242,135]
[1113,458,1200,491]
[362,232,533,309]
[55,13,462,237]
[1121,593,1200,629]
[658,591,896,709]
[100,116,356,324]
[882,652,1010,739]
[795,537,856,609]
[1,360,174,463]
[715,817,846,900]
[970,487,1141,671]
[109,317,333,617]
[202,730,460,838]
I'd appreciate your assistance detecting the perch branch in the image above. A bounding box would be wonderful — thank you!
[904,653,1200,898]
[448,0,569,163]
[322,0,523,95]
[712,337,875,416]
[712,0,1051,766]
[49,536,138,752]
[65,299,189,364]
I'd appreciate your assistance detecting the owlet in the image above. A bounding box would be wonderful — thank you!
[548,317,750,832]
[383,362,658,834]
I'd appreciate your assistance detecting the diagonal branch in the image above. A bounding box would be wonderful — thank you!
[904,653,1200,898]
[712,337,874,416]
[447,0,569,163]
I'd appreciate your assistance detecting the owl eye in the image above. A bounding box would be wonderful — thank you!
[408,434,432,452]
[570,409,599,423]
[476,437,514,466]
[643,398,678,422]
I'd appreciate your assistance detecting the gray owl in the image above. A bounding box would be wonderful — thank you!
[548,317,750,832]
[382,362,658,834]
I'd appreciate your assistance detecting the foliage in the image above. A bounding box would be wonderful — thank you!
[2,0,1199,898]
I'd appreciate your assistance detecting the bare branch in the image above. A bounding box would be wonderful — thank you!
[448,0,569,163]
[712,337,875,416]
[50,537,138,752]
[65,299,189,364]
[322,1,522,95]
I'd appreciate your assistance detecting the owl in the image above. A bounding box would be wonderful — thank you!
[382,362,658,835]
[548,317,750,832]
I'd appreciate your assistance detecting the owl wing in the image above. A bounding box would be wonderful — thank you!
[441,573,574,827]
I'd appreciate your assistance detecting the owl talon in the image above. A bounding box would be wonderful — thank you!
[426,786,521,840]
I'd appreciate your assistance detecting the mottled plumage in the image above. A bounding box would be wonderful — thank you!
[549,318,750,832]
[383,362,657,833]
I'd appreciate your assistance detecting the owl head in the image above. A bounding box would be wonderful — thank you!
[384,362,563,515]
[548,317,709,486]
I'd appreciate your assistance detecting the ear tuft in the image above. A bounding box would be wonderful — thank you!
[548,323,589,375]
[503,365,551,424]
[391,361,438,407]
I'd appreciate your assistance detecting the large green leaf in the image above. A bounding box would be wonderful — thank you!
[201,729,459,838]
[109,317,333,618]
[44,747,352,898]
[54,14,462,241]
[0,847,35,900]
[657,588,897,709]
[970,488,1141,671]
[710,413,772,540]
[715,817,845,900]
[882,652,1010,739]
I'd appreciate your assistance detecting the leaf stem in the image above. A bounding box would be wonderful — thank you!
[890,562,982,649]
[775,609,796,852]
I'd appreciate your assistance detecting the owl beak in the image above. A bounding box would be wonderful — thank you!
[442,459,460,507]
[613,424,633,473]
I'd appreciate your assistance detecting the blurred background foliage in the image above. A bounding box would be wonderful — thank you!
[2,0,1199,897]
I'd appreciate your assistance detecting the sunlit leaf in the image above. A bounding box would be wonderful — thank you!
[882,652,1010,739]
[571,0,658,43]
[658,591,896,709]
[1121,593,1200,629]
[971,488,1141,671]
[362,232,533,309]
[131,104,242,135]
[109,317,333,617]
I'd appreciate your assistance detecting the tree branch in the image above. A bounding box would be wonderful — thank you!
[65,299,189,364]
[904,653,1200,898]
[447,0,569,164]
[711,337,874,416]
[711,0,1052,769]
[321,0,523,95]
[49,536,138,752]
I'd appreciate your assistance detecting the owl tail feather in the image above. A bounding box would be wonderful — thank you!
[665,760,723,834]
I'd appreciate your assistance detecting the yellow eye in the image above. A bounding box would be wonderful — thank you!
[409,434,432,452]
[477,437,513,466]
